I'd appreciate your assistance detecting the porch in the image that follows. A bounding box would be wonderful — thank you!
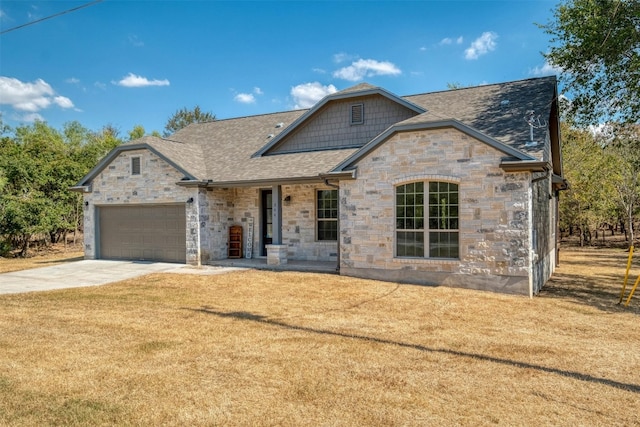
[206,257,339,274]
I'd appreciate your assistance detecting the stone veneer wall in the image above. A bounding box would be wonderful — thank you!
[339,128,535,295]
[280,184,338,261]
[83,149,200,264]
[202,184,339,261]
[531,173,556,294]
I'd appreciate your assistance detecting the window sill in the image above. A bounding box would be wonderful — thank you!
[393,257,459,264]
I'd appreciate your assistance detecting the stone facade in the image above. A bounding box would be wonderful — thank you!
[198,184,338,262]
[82,149,199,264]
[82,133,556,295]
[77,79,561,296]
[339,128,536,295]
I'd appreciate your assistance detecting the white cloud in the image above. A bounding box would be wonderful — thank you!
[291,82,337,109]
[333,52,356,64]
[114,73,170,87]
[464,32,498,60]
[94,81,107,90]
[313,67,327,74]
[0,76,74,113]
[20,112,45,122]
[439,36,463,46]
[65,77,80,84]
[234,87,264,104]
[235,93,256,104]
[54,96,74,108]
[333,59,402,82]
[128,34,144,47]
[529,60,562,76]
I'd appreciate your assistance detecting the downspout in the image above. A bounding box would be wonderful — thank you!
[324,178,341,272]
[528,176,534,299]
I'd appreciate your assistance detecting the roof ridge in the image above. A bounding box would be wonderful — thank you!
[189,108,309,125]
[403,75,557,98]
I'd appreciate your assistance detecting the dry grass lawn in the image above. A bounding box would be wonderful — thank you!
[0,248,83,274]
[0,247,638,426]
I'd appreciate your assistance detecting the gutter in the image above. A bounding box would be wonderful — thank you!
[177,176,328,188]
[500,159,549,173]
[69,185,91,193]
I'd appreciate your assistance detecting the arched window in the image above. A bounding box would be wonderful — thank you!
[396,181,459,258]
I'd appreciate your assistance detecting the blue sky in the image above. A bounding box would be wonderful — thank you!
[0,0,560,136]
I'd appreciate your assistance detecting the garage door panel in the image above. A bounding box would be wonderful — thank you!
[98,204,186,263]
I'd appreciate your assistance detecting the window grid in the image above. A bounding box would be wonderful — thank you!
[396,181,459,259]
[317,189,338,241]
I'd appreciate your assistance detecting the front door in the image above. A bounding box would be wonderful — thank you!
[261,190,273,256]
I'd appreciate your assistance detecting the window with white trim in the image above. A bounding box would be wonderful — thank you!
[317,189,338,241]
[396,181,459,258]
[131,157,141,175]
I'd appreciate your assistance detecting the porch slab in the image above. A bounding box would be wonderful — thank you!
[206,258,338,274]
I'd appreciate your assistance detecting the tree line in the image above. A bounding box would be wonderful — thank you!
[0,106,214,257]
[560,122,640,246]
[1,0,638,255]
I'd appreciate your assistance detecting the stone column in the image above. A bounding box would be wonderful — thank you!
[266,244,288,265]
[267,185,287,265]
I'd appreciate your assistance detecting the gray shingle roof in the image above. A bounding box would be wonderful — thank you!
[83,76,558,186]
[403,76,557,159]
[167,110,358,182]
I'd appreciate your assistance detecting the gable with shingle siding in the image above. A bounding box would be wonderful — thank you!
[269,94,419,154]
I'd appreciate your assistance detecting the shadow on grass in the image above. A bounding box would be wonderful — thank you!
[36,256,84,265]
[188,307,640,395]
[541,249,640,315]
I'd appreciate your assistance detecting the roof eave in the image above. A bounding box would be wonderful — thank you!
[182,175,328,189]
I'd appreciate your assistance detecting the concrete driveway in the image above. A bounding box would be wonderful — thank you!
[0,259,248,295]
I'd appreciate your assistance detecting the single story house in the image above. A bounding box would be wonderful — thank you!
[73,76,565,296]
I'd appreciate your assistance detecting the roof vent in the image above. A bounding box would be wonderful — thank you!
[500,100,510,106]
[275,122,284,128]
[267,134,274,139]
[351,103,364,125]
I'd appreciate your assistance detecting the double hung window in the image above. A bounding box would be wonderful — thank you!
[317,189,338,241]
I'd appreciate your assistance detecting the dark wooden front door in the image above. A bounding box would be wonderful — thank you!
[261,190,273,256]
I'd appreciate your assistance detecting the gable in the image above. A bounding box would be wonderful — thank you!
[254,84,426,157]
[331,119,536,174]
[73,141,197,190]
[266,94,420,154]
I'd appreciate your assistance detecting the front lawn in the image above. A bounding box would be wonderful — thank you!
[0,248,638,426]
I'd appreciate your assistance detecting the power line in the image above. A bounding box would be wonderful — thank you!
[0,0,104,35]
